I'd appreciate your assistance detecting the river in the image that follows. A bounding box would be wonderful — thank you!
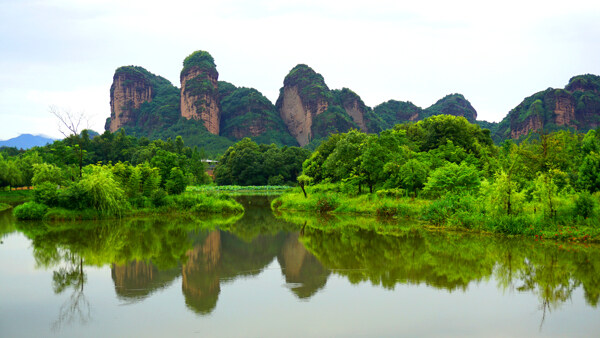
[0,195,599,337]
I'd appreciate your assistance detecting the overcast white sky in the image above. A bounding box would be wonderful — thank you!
[1,0,599,140]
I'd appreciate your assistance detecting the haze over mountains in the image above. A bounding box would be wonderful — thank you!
[100,50,600,151]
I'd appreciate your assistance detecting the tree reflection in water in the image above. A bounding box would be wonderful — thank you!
[11,197,600,331]
[51,251,90,332]
[288,213,600,329]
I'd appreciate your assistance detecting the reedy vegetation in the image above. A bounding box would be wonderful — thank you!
[273,115,600,241]
[2,133,242,220]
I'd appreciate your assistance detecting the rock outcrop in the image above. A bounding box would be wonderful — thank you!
[108,67,154,132]
[180,51,221,135]
[220,87,298,146]
[276,64,331,146]
[373,100,422,130]
[422,94,478,123]
[110,260,180,300]
[496,75,600,140]
[182,230,221,314]
[332,88,369,132]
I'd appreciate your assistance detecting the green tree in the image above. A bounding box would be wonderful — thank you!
[577,152,600,193]
[31,163,65,186]
[0,154,24,188]
[398,159,428,197]
[422,162,481,198]
[485,170,523,216]
[166,167,187,195]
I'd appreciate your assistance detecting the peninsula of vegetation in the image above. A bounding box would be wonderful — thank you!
[272,115,600,243]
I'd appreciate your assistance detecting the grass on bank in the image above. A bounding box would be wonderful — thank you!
[271,185,600,243]
[187,185,292,195]
[0,190,34,205]
[14,191,244,221]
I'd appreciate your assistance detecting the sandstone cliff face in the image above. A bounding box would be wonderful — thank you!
[510,114,542,139]
[553,91,576,127]
[180,69,220,135]
[278,86,328,146]
[499,78,600,140]
[109,71,153,132]
[182,230,221,314]
[333,88,368,132]
[344,101,366,131]
[180,51,221,135]
[276,65,330,146]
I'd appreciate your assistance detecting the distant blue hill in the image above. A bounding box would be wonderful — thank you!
[0,134,56,149]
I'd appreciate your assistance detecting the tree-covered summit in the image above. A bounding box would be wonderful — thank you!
[181,50,218,77]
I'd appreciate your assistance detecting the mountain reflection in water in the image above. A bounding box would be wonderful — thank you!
[11,196,600,322]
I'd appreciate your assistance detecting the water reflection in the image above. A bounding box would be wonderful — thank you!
[287,214,600,328]
[10,197,600,331]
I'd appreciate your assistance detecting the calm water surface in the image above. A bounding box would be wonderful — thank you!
[0,196,599,337]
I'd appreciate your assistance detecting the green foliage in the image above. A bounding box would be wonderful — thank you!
[13,201,48,220]
[311,106,358,141]
[400,115,494,155]
[170,192,244,214]
[421,93,477,123]
[578,152,600,192]
[77,165,128,216]
[277,64,332,110]
[33,182,60,207]
[373,100,422,130]
[487,215,530,235]
[573,191,597,219]
[214,138,309,186]
[0,154,24,187]
[181,50,217,76]
[315,194,339,213]
[422,162,481,198]
[166,167,187,195]
[31,163,64,186]
[220,87,298,146]
[484,171,524,216]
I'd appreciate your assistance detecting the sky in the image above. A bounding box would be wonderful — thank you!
[1,0,599,140]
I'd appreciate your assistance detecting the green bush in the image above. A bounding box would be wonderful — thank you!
[78,165,128,215]
[166,167,187,195]
[487,215,530,235]
[574,192,597,219]
[375,188,405,198]
[422,193,477,226]
[315,194,339,213]
[151,189,168,207]
[33,182,59,207]
[58,182,91,210]
[13,201,48,220]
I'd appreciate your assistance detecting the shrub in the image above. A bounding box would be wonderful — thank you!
[315,194,339,213]
[422,162,481,198]
[376,188,405,198]
[487,215,529,235]
[31,163,64,186]
[166,167,187,195]
[151,189,168,207]
[77,165,128,215]
[574,191,597,219]
[58,182,91,210]
[33,182,59,207]
[13,201,47,220]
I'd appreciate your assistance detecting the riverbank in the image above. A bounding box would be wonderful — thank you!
[13,191,244,221]
[272,187,600,243]
[0,190,33,206]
